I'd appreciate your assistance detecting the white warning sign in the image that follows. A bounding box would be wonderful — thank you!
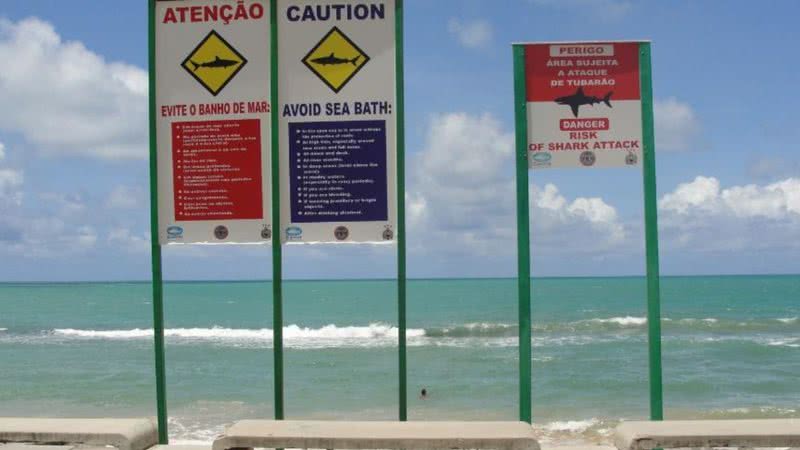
[278,0,398,243]
[154,0,271,244]
[524,42,643,169]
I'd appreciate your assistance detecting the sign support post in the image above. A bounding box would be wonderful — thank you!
[151,0,273,438]
[512,40,662,424]
[512,44,532,424]
[147,0,168,443]
[270,0,284,422]
[395,0,407,422]
[639,42,664,421]
[277,0,404,419]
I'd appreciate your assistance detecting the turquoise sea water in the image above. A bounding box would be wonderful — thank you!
[0,276,798,443]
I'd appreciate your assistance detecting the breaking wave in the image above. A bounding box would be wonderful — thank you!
[766,338,800,348]
[53,323,425,348]
[586,316,647,326]
[12,316,792,349]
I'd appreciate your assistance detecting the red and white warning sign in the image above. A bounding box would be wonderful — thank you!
[525,42,642,169]
[155,0,271,244]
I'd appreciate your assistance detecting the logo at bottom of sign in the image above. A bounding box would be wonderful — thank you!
[286,226,303,241]
[214,225,229,240]
[334,226,349,241]
[579,151,596,167]
[531,152,552,168]
[166,225,184,241]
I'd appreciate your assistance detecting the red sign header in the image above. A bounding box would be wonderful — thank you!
[525,42,640,102]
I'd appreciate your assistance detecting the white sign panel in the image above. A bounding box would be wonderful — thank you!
[525,42,643,169]
[155,0,272,244]
[278,0,397,243]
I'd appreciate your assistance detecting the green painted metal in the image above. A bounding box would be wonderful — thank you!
[512,44,532,424]
[270,0,284,422]
[639,42,664,421]
[395,0,407,422]
[147,0,169,443]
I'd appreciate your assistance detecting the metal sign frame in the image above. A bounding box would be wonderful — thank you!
[147,0,406,441]
[511,41,663,423]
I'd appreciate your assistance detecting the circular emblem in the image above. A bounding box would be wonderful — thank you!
[334,226,349,241]
[214,225,229,240]
[579,151,596,167]
[382,228,394,241]
[261,226,272,240]
[625,152,638,165]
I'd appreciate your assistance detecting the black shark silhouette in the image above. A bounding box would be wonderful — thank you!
[310,52,361,66]
[554,87,613,117]
[189,56,239,71]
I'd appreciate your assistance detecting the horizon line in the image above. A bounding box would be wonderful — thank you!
[1,273,798,284]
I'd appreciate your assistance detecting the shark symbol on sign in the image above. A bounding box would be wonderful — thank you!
[555,87,613,117]
[310,53,362,67]
[188,56,240,71]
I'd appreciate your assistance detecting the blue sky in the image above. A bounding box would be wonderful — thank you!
[0,0,798,281]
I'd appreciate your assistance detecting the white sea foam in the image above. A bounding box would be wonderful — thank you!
[777,317,798,324]
[0,328,7,332]
[463,322,513,330]
[766,338,800,348]
[48,324,628,349]
[54,324,425,339]
[52,324,426,348]
[541,418,599,432]
[56,328,155,338]
[588,316,647,326]
[532,418,612,445]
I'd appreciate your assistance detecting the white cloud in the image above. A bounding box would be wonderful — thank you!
[660,176,800,219]
[106,185,144,209]
[409,112,627,257]
[659,176,800,252]
[0,142,22,206]
[0,152,100,256]
[532,183,626,251]
[659,176,720,215]
[0,18,147,160]
[108,228,150,254]
[447,19,493,50]
[654,97,702,152]
[530,0,633,22]
[748,156,800,180]
[39,192,87,217]
[0,169,23,205]
[3,216,98,258]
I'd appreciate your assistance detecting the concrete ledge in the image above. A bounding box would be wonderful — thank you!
[541,446,616,450]
[212,420,540,450]
[615,419,800,450]
[148,446,210,450]
[0,418,158,450]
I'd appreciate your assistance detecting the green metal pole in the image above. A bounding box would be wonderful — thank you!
[147,0,168,443]
[395,0,407,422]
[270,0,284,422]
[512,45,532,424]
[639,42,664,421]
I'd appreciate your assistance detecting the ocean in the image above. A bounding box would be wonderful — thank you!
[0,276,798,444]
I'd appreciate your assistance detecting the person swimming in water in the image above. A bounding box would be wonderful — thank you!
[420,388,428,399]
